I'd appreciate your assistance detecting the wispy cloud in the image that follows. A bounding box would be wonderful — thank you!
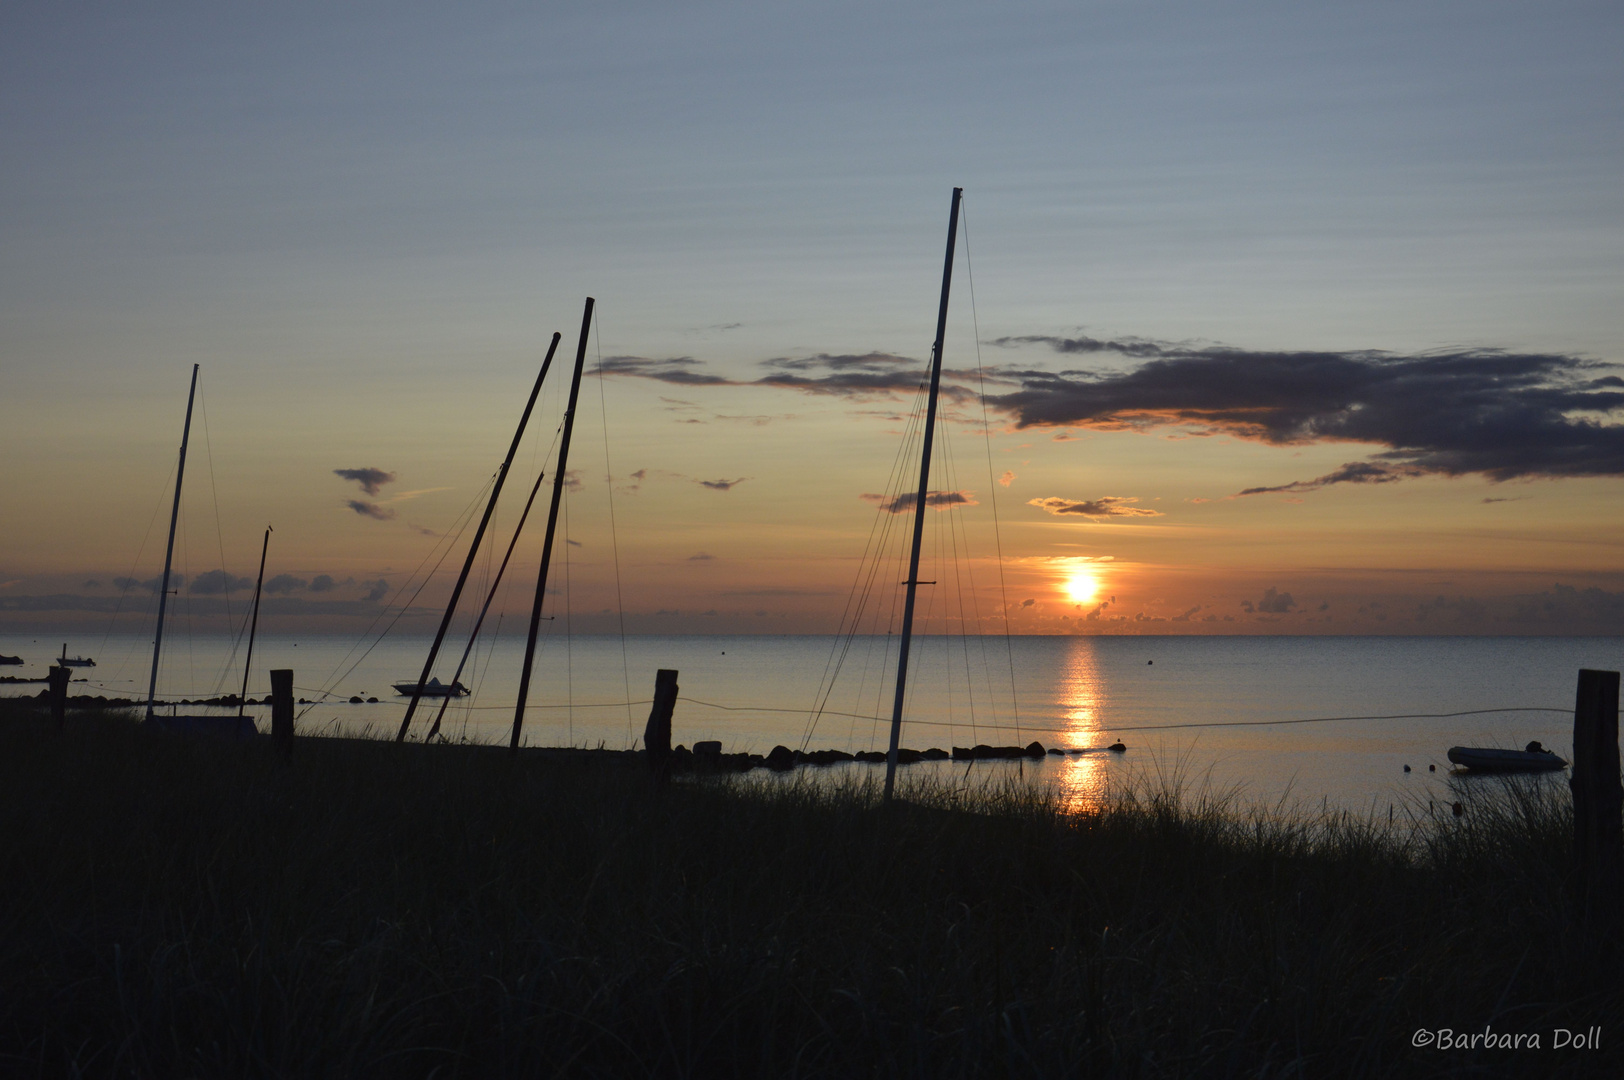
[698,477,750,491]
[346,499,397,521]
[1028,495,1162,519]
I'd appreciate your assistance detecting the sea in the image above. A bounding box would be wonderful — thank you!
[5,631,1615,814]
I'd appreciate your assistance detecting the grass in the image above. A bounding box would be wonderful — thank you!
[0,699,1618,1078]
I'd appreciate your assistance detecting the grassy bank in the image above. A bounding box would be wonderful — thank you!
[0,700,1617,1078]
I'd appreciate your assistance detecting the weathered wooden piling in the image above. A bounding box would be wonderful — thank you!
[270,669,294,759]
[47,665,69,729]
[1571,668,1623,901]
[643,669,678,780]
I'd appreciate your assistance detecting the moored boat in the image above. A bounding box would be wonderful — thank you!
[59,644,95,667]
[392,677,469,698]
[0,654,22,666]
[1446,744,1568,773]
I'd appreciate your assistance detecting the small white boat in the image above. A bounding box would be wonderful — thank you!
[1446,744,1567,773]
[392,677,469,698]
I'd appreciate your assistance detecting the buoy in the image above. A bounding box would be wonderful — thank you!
[1147,660,1153,665]
[1452,802,1464,817]
[1428,764,1436,772]
[1403,764,1411,772]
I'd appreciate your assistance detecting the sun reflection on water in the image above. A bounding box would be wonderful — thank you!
[1054,640,1111,810]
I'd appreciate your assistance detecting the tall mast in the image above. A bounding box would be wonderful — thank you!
[884,188,962,802]
[512,297,594,751]
[237,525,271,718]
[396,331,563,742]
[145,364,200,721]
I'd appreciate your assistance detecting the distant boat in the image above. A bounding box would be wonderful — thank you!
[1447,745,1568,773]
[393,677,469,698]
[0,654,22,666]
[58,643,95,667]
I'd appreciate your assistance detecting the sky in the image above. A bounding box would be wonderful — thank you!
[3,1,1624,637]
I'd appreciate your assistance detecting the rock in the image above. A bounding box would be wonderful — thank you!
[367,697,378,704]
[854,750,887,763]
[952,746,974,761]
[693,740,722,759]
[765,745,796,771]
[349,695,363,704]
[1108,741,1126,753]
[922,748,950,760]
[1025,741,1045,758]
[1047,748,1064,756]
[896,749,922,765]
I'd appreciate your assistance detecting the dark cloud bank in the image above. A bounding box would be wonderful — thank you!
[605,337,1624,497]
[988,337,1624,494]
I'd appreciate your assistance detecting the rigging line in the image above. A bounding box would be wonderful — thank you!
[563,473,573,746]
[299,476,495,717]
[593,306,634,744]
[939,415,979,747]
[425,431,564,741]
[313,472,495,690]
[197,381,236,693]
[98,456,178,672]
[959,198,1022,742]
[799,367,932,750]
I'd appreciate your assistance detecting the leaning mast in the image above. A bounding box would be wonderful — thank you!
[512,297,594,751]
[884,188,962,802]
[145,364,200,721]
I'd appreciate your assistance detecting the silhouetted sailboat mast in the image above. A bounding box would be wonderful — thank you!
[884,188,962,802]
[237,525,271,718]
[395,331,564,742]
[512,297,595,751]
[145,364,200,722]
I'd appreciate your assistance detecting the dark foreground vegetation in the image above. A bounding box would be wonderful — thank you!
[1,701,1618,1078]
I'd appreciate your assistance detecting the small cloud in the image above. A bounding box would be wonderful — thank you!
[411,525,438,537]
[1481,496,1529,504]
[189,570,254,595]
[861,490,978,514]
[699,477,750,491]
[689,552,716,561]
[81,579,102,589]
[562,470,583,493]
[346,499,398,521]
[361,579,389,603]
[309,575,336,593]
[264,574,308,595]
[334,467,396,496]
[1018,598,1036,608]
[1027,495,1162,519]
[1245,587,1296,614]
[567,538,583,547]
[999,470,1016,487]
[1172,605,1202,621]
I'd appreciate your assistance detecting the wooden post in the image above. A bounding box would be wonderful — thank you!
[270,669,294,758]
[644,669,678,781]
[1572,668,1623,900]
[48,665,69,730]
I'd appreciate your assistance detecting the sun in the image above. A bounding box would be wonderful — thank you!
[1064,566,1100,604]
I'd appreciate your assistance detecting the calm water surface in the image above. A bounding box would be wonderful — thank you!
[6,631,1614,812]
